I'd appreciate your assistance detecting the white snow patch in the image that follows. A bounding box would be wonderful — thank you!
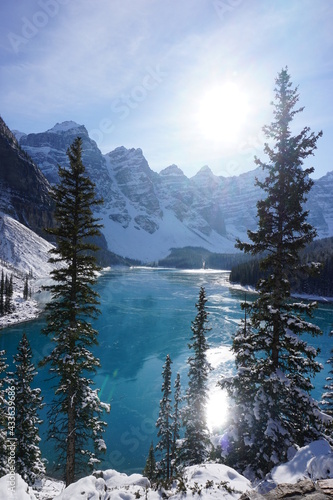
[257,439,333,493]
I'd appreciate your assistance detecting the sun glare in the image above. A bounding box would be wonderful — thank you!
[206,388,230,432]
[195,82,249,144]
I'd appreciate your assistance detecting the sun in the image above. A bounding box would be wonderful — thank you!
[195,82,250,144]
[206,388,230,432]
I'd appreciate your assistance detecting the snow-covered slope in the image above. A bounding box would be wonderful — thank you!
[0,212,56,328]
[0,213,54,277]
[1,440,333,499]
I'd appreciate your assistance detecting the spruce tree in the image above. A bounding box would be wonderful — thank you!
[12,333,45,484]
[143,441,157,481]
[23,275,29,300]
[182,286,211,465]
[156,354,173,480]
[40,137,110,486]
[4,274,14,315]
[170,372,182,477]
[220,68,326,478]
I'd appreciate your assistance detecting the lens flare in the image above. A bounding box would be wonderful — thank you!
[206,388,230,432]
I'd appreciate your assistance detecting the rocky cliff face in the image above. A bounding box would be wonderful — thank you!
[0,116,54,238]
[18,121,112,203]
[13,120,333,262]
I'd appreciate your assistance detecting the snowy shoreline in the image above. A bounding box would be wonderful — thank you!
[1,440,333,499]
[1,267,333,332]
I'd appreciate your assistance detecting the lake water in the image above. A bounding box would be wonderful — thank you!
[0,267,333,476]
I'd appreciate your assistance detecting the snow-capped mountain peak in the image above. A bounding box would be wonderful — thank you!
[9,119,333,263]
[46,120,84,133]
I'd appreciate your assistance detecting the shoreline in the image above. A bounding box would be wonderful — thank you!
[1,268,333,331]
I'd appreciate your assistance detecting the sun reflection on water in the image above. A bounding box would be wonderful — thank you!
[206,388,230,433]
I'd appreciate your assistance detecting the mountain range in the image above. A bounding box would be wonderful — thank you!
[1,117,333,267]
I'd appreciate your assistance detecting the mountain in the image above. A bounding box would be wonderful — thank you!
[13,120,333,263]
[0,116,54,238]
[0,212,54,278]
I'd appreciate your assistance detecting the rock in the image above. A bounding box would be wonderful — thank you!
[317,479,333,496]
[241,479,333,499]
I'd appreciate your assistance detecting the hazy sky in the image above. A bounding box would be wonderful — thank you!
[0,0,332,178]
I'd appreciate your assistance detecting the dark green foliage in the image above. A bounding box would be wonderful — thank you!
[23,274,29,300]
[12,333,45,484]
[229,258,262,287]
[182,286,211,465]
[40,137,110,486]
[156,354,173,480]
[170,372,182,477]
[158,247,248,270]
[230,237,333,298]
[221,69,326,479]
[0,272,15,316]
[143,441,157,481]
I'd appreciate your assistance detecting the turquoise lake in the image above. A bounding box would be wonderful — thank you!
[1,267,333,476]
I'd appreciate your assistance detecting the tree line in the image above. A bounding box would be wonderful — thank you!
[144,286,212,487]
[230,236,333,298]
[0,271,33,318]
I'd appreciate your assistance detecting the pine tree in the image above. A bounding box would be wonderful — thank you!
[220,68,326,478]
[170,372,182,477]
[143,441,157,481]
[4,274,14,315]
[182,286,211,465]
[40,137,110,486]
[23,275,29,300]
[156,354,173,480]
[12,333,45,484]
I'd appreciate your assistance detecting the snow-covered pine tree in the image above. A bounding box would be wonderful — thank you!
[12,332,45,484]
[182,286,211,465]
[23,275,29,300]
[0,350,8,475]
[4,274,14,315]
[143,441,157,481]
[220,68,327,479]
[170,372,182,477]
[156,354,173,480]
[40,137,110,486]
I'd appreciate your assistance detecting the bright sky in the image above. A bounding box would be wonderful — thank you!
[0,0,332,178]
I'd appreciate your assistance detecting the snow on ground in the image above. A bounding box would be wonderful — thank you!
[257,439,333,493]
[0,213,55,278]
[1,441,333,499]
[0,213,56,329]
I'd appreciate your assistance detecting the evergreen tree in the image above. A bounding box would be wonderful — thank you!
[40,137,110,486]
[4,274,14,315]
[143,441,157,481]
[0,350,8,476]
[23,275,29,300]
[156,354,173,480]
[182,286,211,465]
[170,372,182,477]
[12,333,45,484]
[220,68,326,478]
